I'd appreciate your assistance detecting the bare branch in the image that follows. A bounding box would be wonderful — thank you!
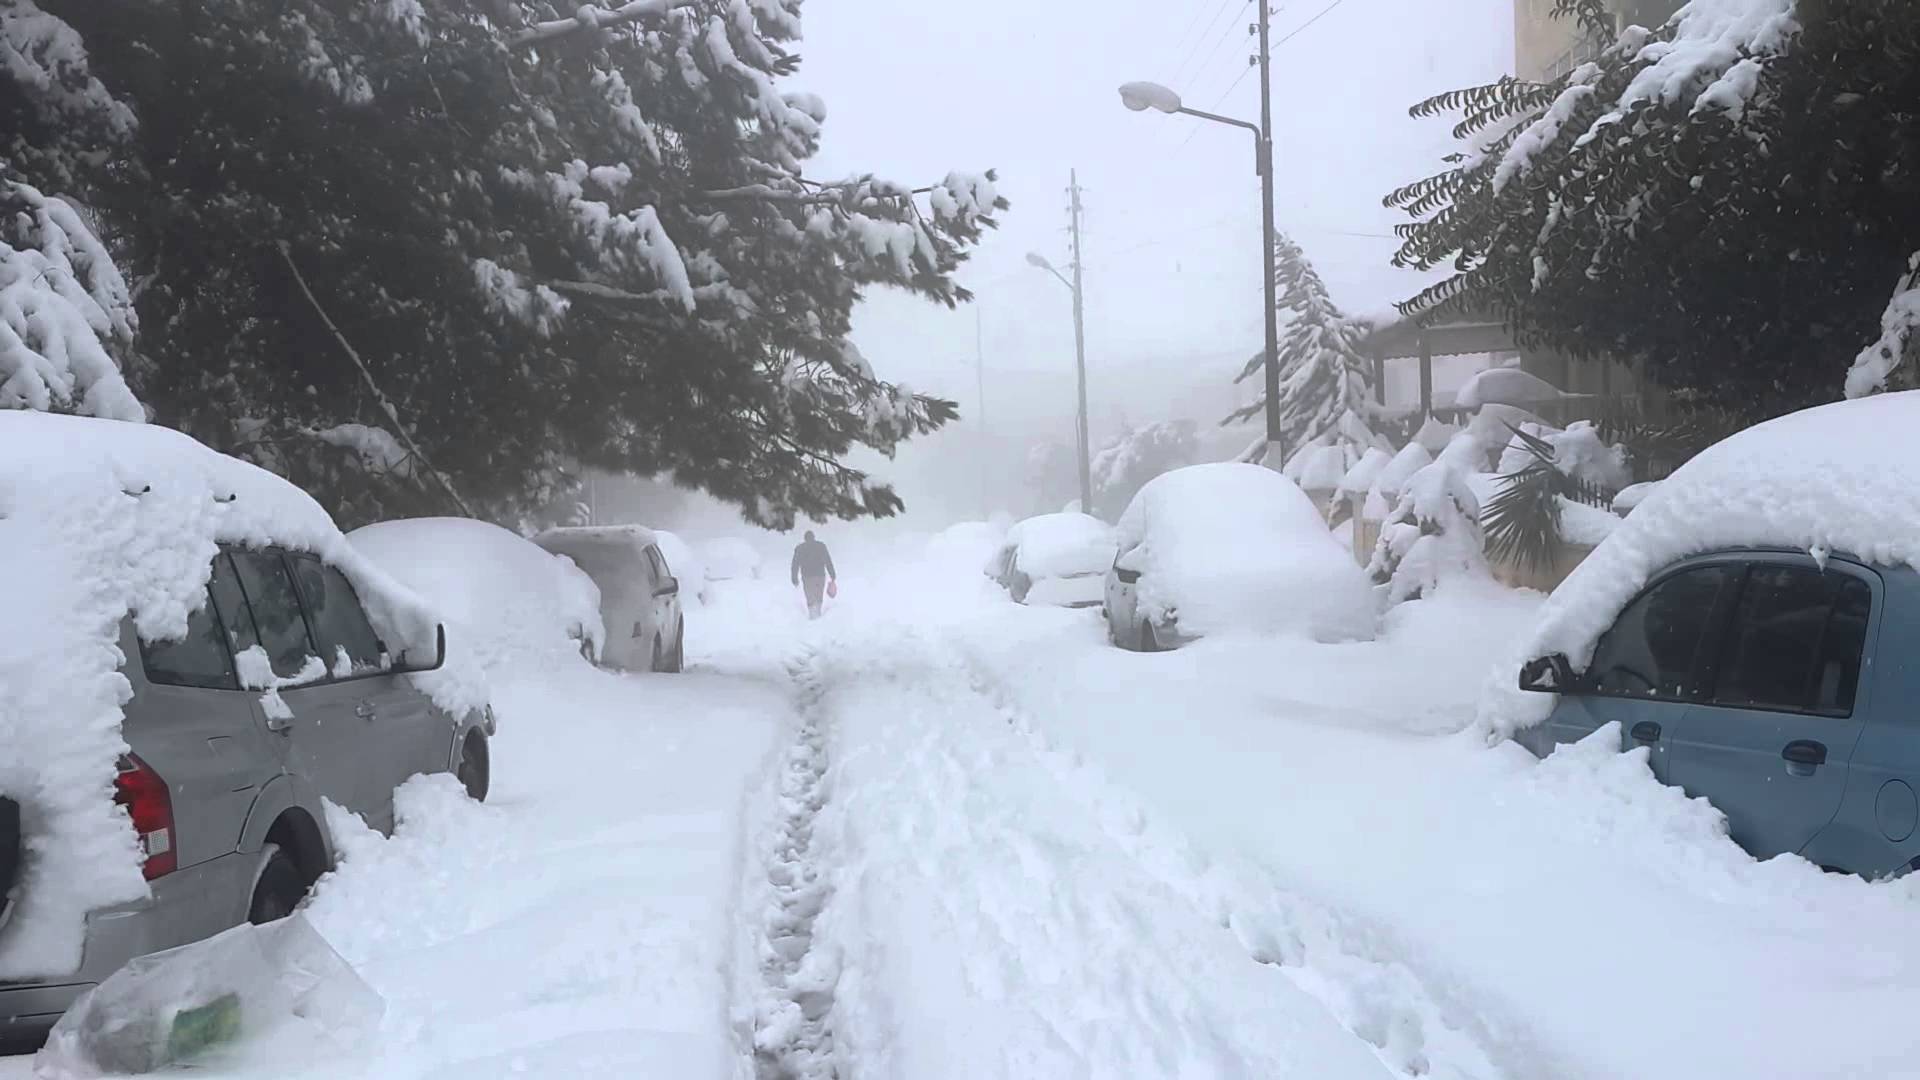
[509,0,698,47]
[276,241,475,517]
[546,279,676,304]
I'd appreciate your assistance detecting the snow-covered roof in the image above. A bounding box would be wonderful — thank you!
[1005,512,1116,579]
[350,517,605,669]
[1117,463,1374,641]
[1481,391,1920,739]
[0,412,481,978]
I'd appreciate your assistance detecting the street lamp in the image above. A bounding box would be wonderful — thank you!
[1117,75,1284,464]
[1027,252,1092,515]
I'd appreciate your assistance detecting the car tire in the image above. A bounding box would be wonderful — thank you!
[579,638,598,666]
[248,845,306,925]
[456,731,490,802]
[650,635,666,673]
[667,620,685,673]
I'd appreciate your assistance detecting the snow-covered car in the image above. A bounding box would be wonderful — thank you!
[348,517,606,666]
[652,529,709,605]
[532,526,686,673]
[1104,463,1376,651]
[986,513,1117,609]
[1499,392,1920,879]
[0,412,491,1049]
[701,536,764,582]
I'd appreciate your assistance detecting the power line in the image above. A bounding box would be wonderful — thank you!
[1164,0,1241,86]
[1272,0,1353,49]
[1170,0,1254,91]
[1182,0,1360,144]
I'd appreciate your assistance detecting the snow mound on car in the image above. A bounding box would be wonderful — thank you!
[652,529,707,603]
[349,517,605,670]
[1481,391,1920,739]
[1118,463,1375,642]
[0,412,483,978]
[1006,513,1116,580]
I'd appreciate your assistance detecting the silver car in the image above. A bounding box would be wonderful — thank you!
[0,544,488,1050]
[532,526,686,673]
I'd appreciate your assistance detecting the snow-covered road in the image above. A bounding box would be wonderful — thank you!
[17,562,1920,1079]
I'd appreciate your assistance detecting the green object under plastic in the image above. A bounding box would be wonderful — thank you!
[164,992,243,1063]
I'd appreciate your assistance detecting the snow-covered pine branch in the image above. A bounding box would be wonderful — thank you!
[1845,252,1920,400]
[508,0,701,46]
[0,182,141,422]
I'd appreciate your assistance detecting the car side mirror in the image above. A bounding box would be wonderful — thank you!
[655,577,680,598]
[1518,653,1578,694]
[399,624,448,674]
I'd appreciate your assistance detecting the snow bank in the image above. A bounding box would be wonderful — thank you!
[1481,391,1920,739]
[1004,513,1114,579]
[652,529,707,601]
[0,412,482,978]
[1118,463,1374,642]
[348,518,604,671]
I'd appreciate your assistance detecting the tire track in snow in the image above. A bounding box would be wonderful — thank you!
[947,640,1576,1080]
[743,647,841,1080]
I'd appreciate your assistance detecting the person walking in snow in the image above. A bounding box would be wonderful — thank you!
[791,530,837,619]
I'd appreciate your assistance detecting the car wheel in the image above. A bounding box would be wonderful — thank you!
[650,635,666,673]
[667,620,686,673]
[248,845,306,925]
[456,730,490,802]
[579,638,598,666]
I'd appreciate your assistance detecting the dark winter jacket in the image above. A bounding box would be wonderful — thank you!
[791,539,836,584]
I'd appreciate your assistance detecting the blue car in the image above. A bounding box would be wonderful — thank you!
[1517,546,1920,879]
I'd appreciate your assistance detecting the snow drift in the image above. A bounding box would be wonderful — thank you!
[1117,463,1375,642]
[0,412,482,978]
[1482,391,1920,739]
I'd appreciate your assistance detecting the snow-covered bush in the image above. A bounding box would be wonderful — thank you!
[1363,442,1434,521]
[0,182,141,422]
[348,517,605,669]
[1483,421,1630,573]
[1367,457,1489,605]
[1116,463,1375,642]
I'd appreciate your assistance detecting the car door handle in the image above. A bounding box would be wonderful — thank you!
[355,701,378,721]
[1629,721,1662,744]
[1782,740,1827,768]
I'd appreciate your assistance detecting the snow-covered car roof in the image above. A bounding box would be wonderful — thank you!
[0,412,483,978]
[1003,512,1116,579]
[1482,391,1920,738]
[350,517,606,669]
[532,524,662,552]
[1117,463,1375,642]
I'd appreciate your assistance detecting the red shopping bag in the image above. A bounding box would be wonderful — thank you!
[826,579,839,599]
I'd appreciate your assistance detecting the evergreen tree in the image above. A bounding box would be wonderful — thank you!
[1388,0,1920,423]
[1089,420,1198,521]
[18,1,1005,528]
[1228,230,1385,463]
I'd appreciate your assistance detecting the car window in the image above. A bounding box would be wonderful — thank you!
[645,545,671,583]
[1587,564,1733,699]
[208,551,262,658]
[289,553,387,678]
[228,548,321,679]
[139,584,237,690]
[1712,567,1872,716]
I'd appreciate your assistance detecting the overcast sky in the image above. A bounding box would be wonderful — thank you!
[667,0,1517,543]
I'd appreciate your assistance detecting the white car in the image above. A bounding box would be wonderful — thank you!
[349,517,605,666]
[986,513,1117,609]
[1104,463,1376,651]
[533,526,686,673]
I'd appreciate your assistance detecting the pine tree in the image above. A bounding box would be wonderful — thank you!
[1089,420,1199,520]
[1388,0,1920,423]
[1227,230,1385,464]
[23,0,1006,528]
[0,3,142,422]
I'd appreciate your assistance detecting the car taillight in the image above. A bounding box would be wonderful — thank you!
[113,754,176,880]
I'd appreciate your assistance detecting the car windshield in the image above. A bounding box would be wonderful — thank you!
[11,2,1920,1076]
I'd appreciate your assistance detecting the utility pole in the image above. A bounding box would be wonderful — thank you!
[1255,4,1283,464]
[1068,170,1093,515]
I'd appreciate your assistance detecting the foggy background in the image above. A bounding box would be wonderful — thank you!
[593,0,1515,565]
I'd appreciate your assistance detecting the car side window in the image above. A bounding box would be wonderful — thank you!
[228,548,321,679]
[208,551,261,658]
[1711,567,1872,717]
[139,582,237,690]
[288,554,387,677]
[1587,564,1733,699]
[644,545,671,584]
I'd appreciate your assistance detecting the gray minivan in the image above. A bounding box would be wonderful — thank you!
[0,544,490,1049]
[1517,547,1920,879]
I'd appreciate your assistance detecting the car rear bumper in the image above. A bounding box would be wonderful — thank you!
[0,851,254,1052]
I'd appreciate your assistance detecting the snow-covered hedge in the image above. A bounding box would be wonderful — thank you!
[0,412,484,978]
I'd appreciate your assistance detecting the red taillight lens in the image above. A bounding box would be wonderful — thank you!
[113,754,176,880]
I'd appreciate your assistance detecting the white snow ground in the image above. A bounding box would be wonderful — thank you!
[16,537,1920,1078]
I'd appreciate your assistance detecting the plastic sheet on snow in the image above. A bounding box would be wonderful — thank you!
[34,915,381,1077]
